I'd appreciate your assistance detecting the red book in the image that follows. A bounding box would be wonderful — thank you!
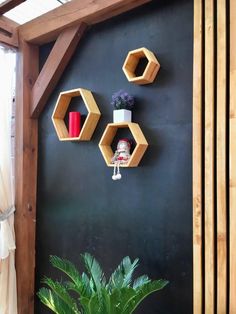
[69,112,81,137]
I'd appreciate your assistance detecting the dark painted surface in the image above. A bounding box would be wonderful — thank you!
[35,0,193,313]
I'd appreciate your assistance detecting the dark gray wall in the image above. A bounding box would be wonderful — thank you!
[35,0,193,313]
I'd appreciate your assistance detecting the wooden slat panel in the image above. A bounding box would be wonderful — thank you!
[216,0,227,313]
[0,0,26,15]
[193,0,203,313]
[31,23,87,118]
[15,40,39,314]
[229,0,236,312]
[204,0,215,312]
[18,0,151,44]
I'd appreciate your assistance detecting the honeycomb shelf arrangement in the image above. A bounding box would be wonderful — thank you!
[122,47,160,85]
[99,122,148,167]
[52,88,101,141]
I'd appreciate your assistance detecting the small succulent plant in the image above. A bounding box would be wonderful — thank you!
[111,90,135,110]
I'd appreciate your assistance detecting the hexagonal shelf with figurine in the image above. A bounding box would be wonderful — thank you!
[99,122,148,167]
[122,47,160,85]
[52,88,101,141]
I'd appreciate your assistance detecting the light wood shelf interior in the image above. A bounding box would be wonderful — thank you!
[51,88,101,141]
[99,122,148,167]
[122,47,160,85]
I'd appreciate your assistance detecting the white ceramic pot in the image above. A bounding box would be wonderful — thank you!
[113,109,132,123]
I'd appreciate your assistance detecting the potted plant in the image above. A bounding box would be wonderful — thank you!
[38,253,168,314]
[111,90,134,123]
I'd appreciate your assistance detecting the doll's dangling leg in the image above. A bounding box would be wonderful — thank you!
[112,162,118,180]
[116,161,122,180]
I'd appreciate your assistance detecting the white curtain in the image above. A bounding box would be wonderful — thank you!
[0,45,17,314]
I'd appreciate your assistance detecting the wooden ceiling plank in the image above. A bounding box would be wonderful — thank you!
[18,0,151,45]
[31,23,87,119]
[0,0,26,15]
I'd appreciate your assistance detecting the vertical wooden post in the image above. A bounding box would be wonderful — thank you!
[204,0,215,312]
[229,0,236,312]
[216,0,227,313]
[193,0,203,313]
[15,39,39,314]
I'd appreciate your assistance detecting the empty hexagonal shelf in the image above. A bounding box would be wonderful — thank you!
[99,122,148,167]
[52,88,101,141]
[122,47,160,85]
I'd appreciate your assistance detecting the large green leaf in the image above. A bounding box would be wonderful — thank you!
[100,288,111,314]
[79,296,90,314]
[37,288,80,314]
[81,253,105,293]
[122,279,169,314]
[41,277,80,313]
[107,257,139,291]
[80,289,111,314]
[133,275,150,290]
[88,294,102,314]
[66,272,92,298]
[50,255,82,290]
[110,287,136,314]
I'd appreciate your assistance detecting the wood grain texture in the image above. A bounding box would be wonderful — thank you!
[122,47,160,85]
[216,0,227,312]
[31,23,87,119]
[204,0,215,312]
[0,0,25,15]
[0,15,18,47]
[51,88,101,141]
[18,0,151,44]
[193,0,203,312]
[230,0,236,312]
[99,122,148,167]
[14,40,39,314]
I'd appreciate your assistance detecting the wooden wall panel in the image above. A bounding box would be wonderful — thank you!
[216,0,227,312]
[229,0,236,312]
[193,0,230,313]
[193,0,203,312]
[204,0,215,312]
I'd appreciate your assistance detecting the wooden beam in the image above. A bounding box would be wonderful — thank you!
[0,0,26,15]
[0,16,18,47]
[193,0,203,313]
[204,0,215,312]
[216,0,227,313]
[18,0,151,44]
[15,40,38,314]
[230,0,236,312]
[31,23,87,119]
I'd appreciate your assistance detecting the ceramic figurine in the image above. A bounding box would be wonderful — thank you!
[111,138,131,180]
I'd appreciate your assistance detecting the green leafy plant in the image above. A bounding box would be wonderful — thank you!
[38,253,168,314]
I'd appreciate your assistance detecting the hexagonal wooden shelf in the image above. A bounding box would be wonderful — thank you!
[122,47,160,85]
[99,122,148,167]
[52,88,101,141]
